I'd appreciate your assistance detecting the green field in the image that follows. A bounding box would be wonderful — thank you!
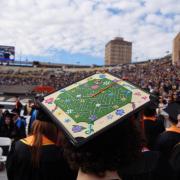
[54,78,132,124]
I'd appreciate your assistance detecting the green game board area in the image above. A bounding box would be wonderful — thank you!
[54,78,132,124]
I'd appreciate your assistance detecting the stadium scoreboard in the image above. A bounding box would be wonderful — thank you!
[0,45,15,61]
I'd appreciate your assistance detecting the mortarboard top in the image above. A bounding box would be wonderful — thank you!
[164,102,180,123]
[39,73,151,147]
[35,108,53,123]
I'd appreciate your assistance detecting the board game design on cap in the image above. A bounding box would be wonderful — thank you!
[40,73,150,147]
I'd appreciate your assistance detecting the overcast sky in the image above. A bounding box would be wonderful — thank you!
[0,0,179,65]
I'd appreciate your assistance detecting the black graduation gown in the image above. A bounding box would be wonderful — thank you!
[143,118,165,150]
[154,128,180,180]
[6,139,76,180]
[0,123,14,138]
[0,124,16,155]
[119,151,161,180]
[155,130,180,158]
[170,142,180,179]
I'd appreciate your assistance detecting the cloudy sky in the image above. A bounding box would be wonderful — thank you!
[0,0,179,65]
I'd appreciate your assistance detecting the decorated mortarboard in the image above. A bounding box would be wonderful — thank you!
[39,73,151,147]
[164,102,180,123]
[0,104,4,109]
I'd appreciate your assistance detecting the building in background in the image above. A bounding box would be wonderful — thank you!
[172,32,180,66]
[105,37,132,65]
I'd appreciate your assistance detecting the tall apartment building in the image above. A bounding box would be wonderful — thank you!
[105,37,132,65]
[172,32,180,66]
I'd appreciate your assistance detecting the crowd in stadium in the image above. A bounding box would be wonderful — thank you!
[0,57,180,180]
[1,57,180,101]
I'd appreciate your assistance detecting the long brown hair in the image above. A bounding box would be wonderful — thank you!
[31,120,58,167]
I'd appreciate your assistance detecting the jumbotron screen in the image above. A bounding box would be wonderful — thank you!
[0,45,15,61]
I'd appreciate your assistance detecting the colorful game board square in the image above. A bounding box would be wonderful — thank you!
[91,85,99,90]
[72,125,85,133]
[113,79,119,82]
[107,114,113,120]
[99,74,106,79]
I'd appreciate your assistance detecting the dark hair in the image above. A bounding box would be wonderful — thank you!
[169,116,178,124]
[143,107,156,117]
[3,110,10,116]
[63,116,143,178]
[30,120,58,167]
[4,113,12,119]
[11,108,20,116]
[162,99,167,105]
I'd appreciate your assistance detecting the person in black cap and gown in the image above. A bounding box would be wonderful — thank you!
[143,106,165,150]
[0,114,14,138]
[155,102,180,180]
[6,108,76,180]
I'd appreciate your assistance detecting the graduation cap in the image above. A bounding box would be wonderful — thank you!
[5,113,15,119]
[164,102,180,124]
[35,108,53,123]
[11,108,20,115]
[39,73,151,147]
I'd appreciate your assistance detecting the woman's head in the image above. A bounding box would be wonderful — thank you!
[63,116,143,178]
[30,113,58,167]
[164,103,180,125]
[4,115,12,125]
[30,107,59,141]
[31,120,58,143]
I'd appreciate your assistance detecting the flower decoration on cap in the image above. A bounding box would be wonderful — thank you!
[116,109,125,116]
[45,98,54,104]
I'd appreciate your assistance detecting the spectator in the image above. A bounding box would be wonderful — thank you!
[28,106,38,134]
[15,96,23,112]
[24,100,33,116]
[11,108,26,140]
[0,114,14,138]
